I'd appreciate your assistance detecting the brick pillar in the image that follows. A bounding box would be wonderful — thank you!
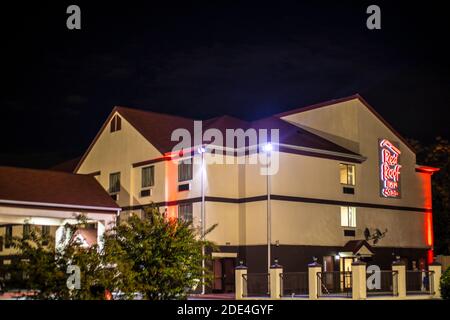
[392,258,406,298]
[235,263,247,300]
[308,260,322,299]
[429,261,442,299]
[351,260,367,300]
[270,261,283,299]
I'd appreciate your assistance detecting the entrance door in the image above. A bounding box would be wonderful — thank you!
[212,258,236,293]
[340,257,354,289]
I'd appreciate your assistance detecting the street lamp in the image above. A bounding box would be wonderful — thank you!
[198,146,206,294]
[263,143,272,277]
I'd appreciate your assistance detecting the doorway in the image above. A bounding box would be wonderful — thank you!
[212,258,236,293]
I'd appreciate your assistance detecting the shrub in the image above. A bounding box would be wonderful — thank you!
[440,266,450,299]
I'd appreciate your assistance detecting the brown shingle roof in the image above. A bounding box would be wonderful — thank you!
[0,166,120,211]
[50,156,82,173]
[117,108,361,156]
[76,100,367,171]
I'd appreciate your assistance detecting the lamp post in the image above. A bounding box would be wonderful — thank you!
[198,146,206,294]
[263,143,273,276]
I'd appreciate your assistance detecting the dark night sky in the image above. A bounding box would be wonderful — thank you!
[1,1,449,168]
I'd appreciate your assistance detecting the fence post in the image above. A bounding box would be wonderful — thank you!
[235,262,247,300]
[392,258,406,298]
[270,260,283,299]
[351,260,366,300]
[429,260,442,299]
[308,258,322,300]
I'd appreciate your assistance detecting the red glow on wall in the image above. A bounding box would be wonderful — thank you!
[425,211,433,246]
[379,139,402,198]
[427,249,434,265]
[165,153,179,220]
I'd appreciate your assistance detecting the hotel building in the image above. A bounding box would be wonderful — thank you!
[74,94,437,293]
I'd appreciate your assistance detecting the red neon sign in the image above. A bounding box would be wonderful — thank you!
[379,139,401,198]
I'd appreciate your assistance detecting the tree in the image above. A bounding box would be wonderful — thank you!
[412,137,450,255]
[440,266,450,299]
[104,207,216,300]
[4,218,115,300]
[3,207,216,300]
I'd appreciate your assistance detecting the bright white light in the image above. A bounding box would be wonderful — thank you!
[198,146,206,154]
[263,143,273,152]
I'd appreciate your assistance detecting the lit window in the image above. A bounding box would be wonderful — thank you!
[142,166,155,188]
[341,207,356,227]
[109,172,121,193]
[178,203,193,222]
[110,115,122,133]
[178,159,193,182]
[340,164,356,185]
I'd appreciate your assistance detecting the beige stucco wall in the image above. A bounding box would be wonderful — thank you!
[279,98,429,210]
[77,112,163,208]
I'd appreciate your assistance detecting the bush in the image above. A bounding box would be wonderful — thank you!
[441,266,450,299]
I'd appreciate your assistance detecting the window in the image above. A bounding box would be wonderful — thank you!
[178,203,193,222]
[42,225,50,237]
[341,207,356,227]
[109,172,121,193]
[110,115,122,132]
[178,159,193,182]
[5,225,13,249]
[142,166,155,188]
[340,164,355,185]
[23,224,31,239]
[0,236,3,251]
[42,225,50,246]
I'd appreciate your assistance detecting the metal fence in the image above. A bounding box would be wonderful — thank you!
[242,273,270,297]
[366,270,398,296]
[280,272,308,297]
[317,271,352,298]
[406,270,434,295]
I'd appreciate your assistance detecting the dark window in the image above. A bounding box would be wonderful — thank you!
[0,236,3,252]
[23,224,31,239]
[140,189,151,197]
[178,203,193,222]
[142,166,155,188]
[109,172,121,193]
[110,194,118,201]
[178,159,193,182]
[5,225,13,249]
[178,183,190,192]
[344,230,356,237]
[42,226,50,245]
[42,225,50,237]
[110,115,122,133]
[343,187,355,194]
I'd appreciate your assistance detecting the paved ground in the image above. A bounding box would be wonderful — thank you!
[189,293,235,300]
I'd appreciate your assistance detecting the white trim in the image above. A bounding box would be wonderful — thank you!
[0,199,120,213]
[211,252,238,258]
[173,143,366,162]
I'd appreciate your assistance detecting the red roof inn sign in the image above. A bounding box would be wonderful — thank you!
[379,139,402,198]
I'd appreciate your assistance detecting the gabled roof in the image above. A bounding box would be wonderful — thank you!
[251,116,361,156]
[276,94,416,153]
[0,166,120,212]
[51,156,82,173]
[342,240,375,255]
[75,104,364,171]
